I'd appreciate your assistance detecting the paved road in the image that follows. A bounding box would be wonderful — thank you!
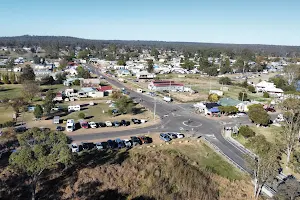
[72,64,253,172]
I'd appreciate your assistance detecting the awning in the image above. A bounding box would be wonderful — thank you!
[210,107,220,113]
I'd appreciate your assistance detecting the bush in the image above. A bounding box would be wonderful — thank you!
[78,112,85,119]
[0,121,16,128]
[248,104,270,126]
[208,94,219,102]
[247,85,256,93]
[263,92,270,98]
[239,126,256,138]
[219,77,232,85]
[73,79,81,86]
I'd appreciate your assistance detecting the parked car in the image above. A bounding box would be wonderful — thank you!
[140,136,152,144]
[98,122,107,127]
[14,126,27,133]
[81,142,95,150]
[71,143,79,153]
[107,140,117,149]
[160,133,171,142]
[166,132,177,139]
[228,115,239,118]
[115,138,125,149]
[113,121,120,127]
[130,136,142,146]
[88,121,97,128]
[131,118,141,124]
[96,142,108,150]
[56,126,64,131]
[265,107,276,112]
[173,132,184,138]
[120,120,127,126]
[124,139,132,148]
[105,121,113,127]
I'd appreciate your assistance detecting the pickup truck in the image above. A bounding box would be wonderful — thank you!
[79,120,89,129]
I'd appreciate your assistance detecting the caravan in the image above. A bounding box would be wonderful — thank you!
[68,105,81,112]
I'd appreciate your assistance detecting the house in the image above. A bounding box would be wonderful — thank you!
[209,90,224,97]
[98,86,113,96]
[136,71,156,79]
[255,81,284,97]
[117,69,131,77]
[148,80,184,92]
[194,102,220,115]
[88,90,104,98]
[218,98,241,107]
[81,78,101,87]
[63,78,84,86]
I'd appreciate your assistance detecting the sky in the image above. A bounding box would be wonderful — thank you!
[0,0,299,45]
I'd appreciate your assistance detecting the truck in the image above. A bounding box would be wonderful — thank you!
[53,116,60,124]
[79,119,89,129]
[163,96,172,102]
[68,105,81,112]
[66,119,75,132]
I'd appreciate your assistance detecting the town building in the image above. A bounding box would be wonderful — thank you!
[148,80,184,92]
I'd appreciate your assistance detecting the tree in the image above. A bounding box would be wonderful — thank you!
[238,91,247,101]
[76,66,90,79]
[263,92,270,98]
[204,67,218,76]
[22,81,40,102]
[2,73,10,84]
[115,96,134,114]
[147,59,154,73]
[285,64,299,85]
[6,97,28,121]
[238,126,256,138]
[9,128,72,200]
[33,105,43,118]
[77,50,90,59]
[276,178,300,200]
[181,60,195,70]
[9,72,16,84]
[208,94,219,102]
[40,76,55,85]
[219,106,238,115]
[43,91,56,116]
[78,112,85,119]
[73,79,81,86]
[117,59,126,66]
[248,104,270,126]
[246,135,281,199]
[219,77,232,85]
[20,65,35,83]
[58,58,68,69]
[280,98,300,165]
[111,90,123,100]
[55,72,67,84]
[247,85,256,93]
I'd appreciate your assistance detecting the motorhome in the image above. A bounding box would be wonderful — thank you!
[66,119,75,132]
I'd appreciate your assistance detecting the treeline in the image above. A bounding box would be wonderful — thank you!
[1,35,300,57]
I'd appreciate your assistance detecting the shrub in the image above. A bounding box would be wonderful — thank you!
[0,121,16,128]
[219,77,232,85]
[239,126,256,138]
[263,92,270,98]
[208,94,219,102]
[73,79,81,86]
[247,85,256,93]
[78,112,85,119]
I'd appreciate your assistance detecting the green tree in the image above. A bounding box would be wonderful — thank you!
[219,106,238,115]
[6,97,28,121]
[238,91,247,101]
[238,126,256,138]
[9,72,16,84]
[115,96,134,114]
[276,178,300,200]
[263,92,270,98]
[248,104,270,126]
[40,76,55,85]
[117,59,126,66]
[285,64,299,85]
[76,66,90,79]
[2,73,10,84]
[247,85,256,93]
[22,81,40,102]
[246,135,281,199]
[150,48,159,60]
[208,93,219,102]
[147,59,154,73]
[58,58,68,70]
[55,72,67,84]
[33,105,43,118]
[9,128,72,200]
[20,65,35,83]
[78,112,85,119]
[204,67,218,76]
[219,77,232,85]
[43,91,56,116]
[181,60,195,70]
[77,50,90,59]
[111,90,122,100]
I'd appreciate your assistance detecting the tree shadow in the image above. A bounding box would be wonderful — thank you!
[84,116,94,120]
[132,107,146,115]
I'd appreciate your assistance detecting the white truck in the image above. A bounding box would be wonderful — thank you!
[66,119,75,132]
[68,105,81,112]
[53,116,60,124]
[163,96,172,102]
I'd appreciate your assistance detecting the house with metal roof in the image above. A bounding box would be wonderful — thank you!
[219,98,242,107]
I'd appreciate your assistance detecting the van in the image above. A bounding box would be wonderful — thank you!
[53,116,60,124]
[68,105,81,112]
[66,119,75,132]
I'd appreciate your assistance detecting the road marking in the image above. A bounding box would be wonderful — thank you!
[182,121,202,127]
[205,134,217,139]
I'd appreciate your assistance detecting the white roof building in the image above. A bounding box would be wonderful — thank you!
[255,81,284,97]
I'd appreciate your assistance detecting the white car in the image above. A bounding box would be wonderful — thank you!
[88,121,97,129]
[237,113,246,117]
[124,139,132,148]
[228,115,239,118]
[71,143,79,153]
[105,121,113,127]
[173,132,184,138]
